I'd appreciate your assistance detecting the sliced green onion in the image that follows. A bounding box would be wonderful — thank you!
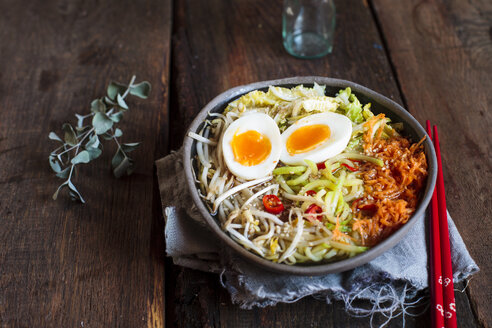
[344,179,363,186]
[300,179,336,195]
[304,159,318,175]
[320,162,340,183]
[342,153,384,166]
[286,167,311,186]
[325,223,351,232]
[330,241,368,253]
[276,175,295,194]
[273,166,307,175]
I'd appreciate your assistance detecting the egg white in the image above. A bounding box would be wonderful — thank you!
[222,113,282,180]
[280,112,352,165]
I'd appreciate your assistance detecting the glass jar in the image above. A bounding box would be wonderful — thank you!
[282,0,336,59]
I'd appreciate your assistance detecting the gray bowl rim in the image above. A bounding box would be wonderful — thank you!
[183,76,437,276]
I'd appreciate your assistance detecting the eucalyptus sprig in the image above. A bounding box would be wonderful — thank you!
[49,76,151,203]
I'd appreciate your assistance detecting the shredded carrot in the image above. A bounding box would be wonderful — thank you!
[353,114,428,246]
[332,215,354,244]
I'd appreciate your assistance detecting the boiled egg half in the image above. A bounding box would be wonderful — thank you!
[280,112,352,165]
[222,113,282,180]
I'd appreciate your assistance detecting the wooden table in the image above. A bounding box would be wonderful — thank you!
[0,0,490,327]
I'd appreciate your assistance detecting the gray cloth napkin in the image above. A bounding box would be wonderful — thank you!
[156,148,479,317]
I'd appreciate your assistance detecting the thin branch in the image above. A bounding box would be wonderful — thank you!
[55,128,94,157]
[121,75,136,99]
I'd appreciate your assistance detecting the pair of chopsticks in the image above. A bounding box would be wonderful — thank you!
[426,121,457,328]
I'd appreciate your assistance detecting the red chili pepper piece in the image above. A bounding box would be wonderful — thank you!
[353,198,377,214]
[306,204,323,221]
[316,162,326,170]
[352,197,362,207]
[262,194,284,214]
[360,203,377,213]
[306,190,317,196]
[341,163,358,172]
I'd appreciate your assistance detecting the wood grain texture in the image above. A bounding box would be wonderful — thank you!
[0,0,486,326]
[371,0,491,326]
[0,0,171,327]
[167,0,479,327]
[168,0,402,150]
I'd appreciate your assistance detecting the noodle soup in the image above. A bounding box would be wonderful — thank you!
[188,84,428,265]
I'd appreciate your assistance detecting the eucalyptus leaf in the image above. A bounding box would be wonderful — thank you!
[92,112,114,135]
[86,147,102,160]
[62,123,78,146]
[75,114,86,128]
[113,156,134,178]
[49,155,62,173]
[107,82,127,100]
[116,94,129,110]
[129,81,151,99]
[101,132,114,140]
[104,96,116,106]
[110,112,123,123]
[76,125,92,134]
[111,148,125,168]
[121,142,140,153]
[91,99,107,114]
[71,150,91,164]
[49,132,63,142]
[56,167,70,179]
[126,161,136,176]
[85,134,100,149]
[49,76,151,204]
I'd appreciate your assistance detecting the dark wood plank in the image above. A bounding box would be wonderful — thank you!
[167,0,478,326]
[168,0,402,151]
[168,268,477,328]
[0,0,170,326]
[370,0,491,326]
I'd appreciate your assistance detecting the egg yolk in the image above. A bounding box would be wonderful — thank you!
[231,130,271,166]
[286,124,331,155]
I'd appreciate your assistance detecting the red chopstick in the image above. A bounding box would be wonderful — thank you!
[434,125,457,327]
[427,121,457,328]
[426,122,445,328]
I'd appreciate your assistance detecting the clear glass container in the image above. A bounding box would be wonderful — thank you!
[282,0,336,59]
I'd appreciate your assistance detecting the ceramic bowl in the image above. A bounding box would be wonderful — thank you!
[183,77,437,275]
